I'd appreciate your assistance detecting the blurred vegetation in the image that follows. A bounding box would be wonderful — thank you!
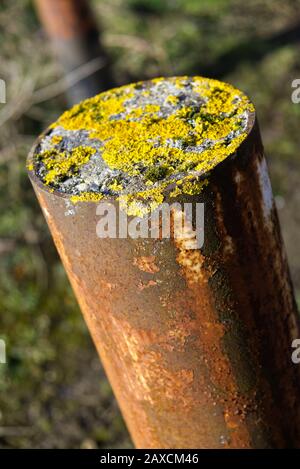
[0,0,300,448]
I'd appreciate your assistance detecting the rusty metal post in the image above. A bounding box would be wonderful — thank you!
[27,77,300,448]
[34,0,113,104]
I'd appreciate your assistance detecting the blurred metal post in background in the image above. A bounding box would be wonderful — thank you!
[34,0,114,104]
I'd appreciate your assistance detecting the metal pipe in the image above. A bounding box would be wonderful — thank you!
[34,0,113,104]
[27,77,300,448]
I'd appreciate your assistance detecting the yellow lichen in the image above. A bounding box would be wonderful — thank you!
[181,178,209,195]
[169,185,182,198]
[119,187,165,217]
[166,95,179,105]
[109,180,123,192]
[51,135,63,145]
[33,76,255,215]
[70,192,104,203]
[37,146,96,186]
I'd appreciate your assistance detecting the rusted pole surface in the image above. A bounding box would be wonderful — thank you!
[27,77,300,448]
[34,0,113,104]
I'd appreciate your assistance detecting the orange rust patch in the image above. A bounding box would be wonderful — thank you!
[138,280,157,290]
[176,249,205,284]
[106,316,196,411]
[173,213,252,448]
[99,279,116,291]
[133,256,160,273]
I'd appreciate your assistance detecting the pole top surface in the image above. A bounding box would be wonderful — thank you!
[28,76,255,216]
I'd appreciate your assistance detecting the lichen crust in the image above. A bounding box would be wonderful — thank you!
[29,76,255,216]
